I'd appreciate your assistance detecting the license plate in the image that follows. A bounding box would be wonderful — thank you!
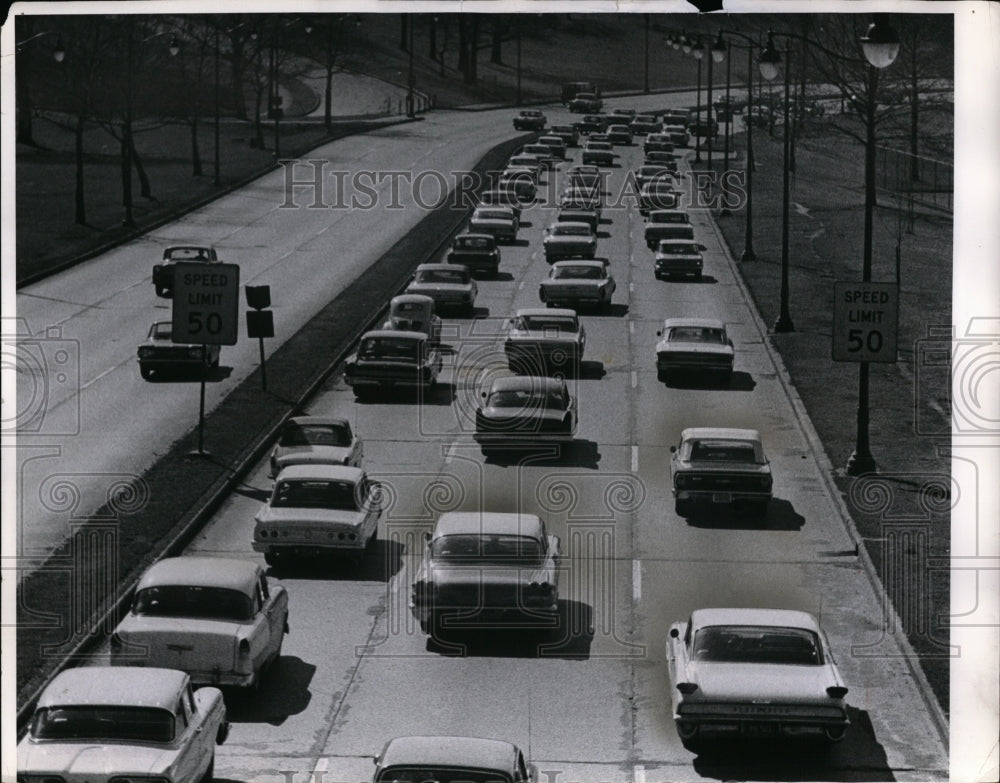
[712,492,733,503]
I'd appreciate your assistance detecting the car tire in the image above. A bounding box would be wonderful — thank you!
[140,366,153,381]
[674,498,692,517]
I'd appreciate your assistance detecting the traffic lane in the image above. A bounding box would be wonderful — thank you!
[15,111,536,558]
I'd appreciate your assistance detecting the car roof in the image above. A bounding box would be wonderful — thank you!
[649,209,688,217]
[661,317,726,330]
[680,427,761,444]
[456,232,496,240]
[379,736,519,771]
[288,415,351,429]
[391,294,434,306]
[657,239,698,247]
[360,329,427,341]
[550,221,592,231]
[552,260,606,270]
[415,263,468,274]
[136,556,261,594]
[274,464,366,482]
[690,608,821,633]
[39,667,188,709]
[515,307,578,318]
[433,512,545,540]
[488,375,567,393]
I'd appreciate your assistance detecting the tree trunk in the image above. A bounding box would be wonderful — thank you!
[429,16,437,60]
[490,19,504,65]
[130,133,152,199]
[191,117,203,177]
[400,15,408,51]
[468,17,479,84]
[458,19,469,78]
[909,35,920,181]
[120,127,132,216]
[75,114,86,225]
[230,38,248,120]
[16,51,35,145]
[253,85,264,147]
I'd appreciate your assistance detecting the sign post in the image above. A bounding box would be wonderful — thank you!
[171,263,240,456]
[832,282,899,363]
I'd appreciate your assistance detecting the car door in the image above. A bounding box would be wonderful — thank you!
[170,691,202,783]
[258,571,287,663]
[358,476,380,542]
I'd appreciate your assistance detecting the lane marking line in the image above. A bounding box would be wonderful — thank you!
[631,370,637,388]
[444,440,459,464]
[632,560,642,604]
[631,445,638,472]
[634,763,645,783]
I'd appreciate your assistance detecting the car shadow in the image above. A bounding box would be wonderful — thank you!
[490,272,516,283]
[506,239,531,248]
[426,600,595,659]
[354,383,456,406]
[141,365,233,383]
[665,274,719,284]
[265,538,405,582]
[578,360,606,380]
[222,655,315,725]
[684,498,804,531]
[596,231,613,239]
[232,483,271,503]
[483,439,601,469]
[662,371,755,392]
[689,707,893,781]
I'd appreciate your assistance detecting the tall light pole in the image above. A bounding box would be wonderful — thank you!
[15,28,66,146]
[214,22,256,185]
[407,14,415,117]
[759,32,795,333]
[692,37,704,164]
[516,16,522,105]
[709,33,726,171]
[644,14,650,94]
[847,14,901,476]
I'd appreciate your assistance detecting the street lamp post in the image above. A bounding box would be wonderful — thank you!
[644,14,650,94]
[214,22,256,185]
[407,15,415,117]
[847,15,901,476]
[709,33,726,171]
[692,38,703,164]
[516,16,522,105]
[759,32,795,333]
[723,36,732,168]
[15,28,66,146]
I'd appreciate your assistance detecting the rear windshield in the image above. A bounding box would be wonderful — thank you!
[552,224,591,236]
[271,479,361,511]
[133,585,254,622]
[431,534,543,565]
[31,706,176,743]
[377,768,513,783]
[151,322,172,340]
[416,270,469,285]
[686,439,759,464]
[692,626,823,666]
[280,422,350,447]
[459,235,494,247]
[515,315,579,332]
[487,387,567,411]
[359,336,421,360]
[552,265,603,280]
[667,327,725,344]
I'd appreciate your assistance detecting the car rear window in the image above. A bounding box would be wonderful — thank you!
[377,768,513,783]
[417,270,469,285]
[360,336,421,360]
[133,585,254,622]
[31,706,176,743]
[552,265,603,280]
[280,423,350,447]
[692,626,823,665]
[431,534,543,565]
[668,327,726,344]
[487,388,567,410]
[686,439,759,463]
[516,315,579,332]
[271,479,361,511]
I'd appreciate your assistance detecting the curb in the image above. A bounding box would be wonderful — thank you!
[699,185,950,749]
[14,131,534,734]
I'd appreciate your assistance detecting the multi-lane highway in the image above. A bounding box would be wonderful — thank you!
[46,98,950,781]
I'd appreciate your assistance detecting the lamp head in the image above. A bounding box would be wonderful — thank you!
[711,32,727,63]
[860,14,900,69]
[758,31,780,81]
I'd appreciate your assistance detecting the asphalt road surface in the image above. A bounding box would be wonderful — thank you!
[75,101,946,781]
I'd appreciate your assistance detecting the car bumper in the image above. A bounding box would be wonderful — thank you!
[474,430,576,445]
[345,375,434,389]
[673,489,772,503]
[410,602,559,627]
[656,356,732,373]
[655,262,703,276]
[253,538,367,554]
[544,246,597,262]
[111,658,255,688]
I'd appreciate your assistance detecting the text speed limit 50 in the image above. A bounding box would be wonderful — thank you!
[171,262,240,346]
[832,282,898,363]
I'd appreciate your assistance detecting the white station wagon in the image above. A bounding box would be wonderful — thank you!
[254,464,382,566]
[18,667,228,783]
[111,556,289,689]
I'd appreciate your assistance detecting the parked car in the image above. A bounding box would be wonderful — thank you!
[538,134,568,161]
[630,114,660,135]
[253,465,382,565]
[137,321,220,381]
[513,109,546,130]
[640,180,682,215]
[474,376,577,450]
[644,133,676,155]
[689,115,720,138]
[654,239,705,280]
[655,317,734,382]
[343,329,444,395]
[568,91,603,113]
[410,512,561,635]
[381,294,443,346]
[406,263,478,313]
[448,232,502,276]
[469,208,519,244]
[503,307,586,375]
[669,427,772,517]
[644,209,693,249]
[543,221,597,263]
[606,124,634,145]
[373,736,538,783]
[270,415,364,477]
[549,123,580,147]
[666,608,848,749]
[152,245,219,298]
[18,667,228,783]
[539,260,616,310]
[111,557,289,688]
[582,140,615,166]
[574,114,609,134]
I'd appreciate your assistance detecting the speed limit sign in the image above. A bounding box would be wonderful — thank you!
[171,263,240,346]
[832,282,898,363]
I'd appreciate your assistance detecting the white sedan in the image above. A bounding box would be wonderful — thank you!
[666,608,850,750]
[18,667,228,783]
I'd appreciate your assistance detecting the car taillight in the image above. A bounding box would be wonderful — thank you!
[761,475,773,490]
[110,634,123,653]
[238,638,251,656]
[188,347,203,359]
[826,686,848,699]
[412,580,433,603]
[675,475,688,489]
[138,347,153,358]
[676,682,698,695]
